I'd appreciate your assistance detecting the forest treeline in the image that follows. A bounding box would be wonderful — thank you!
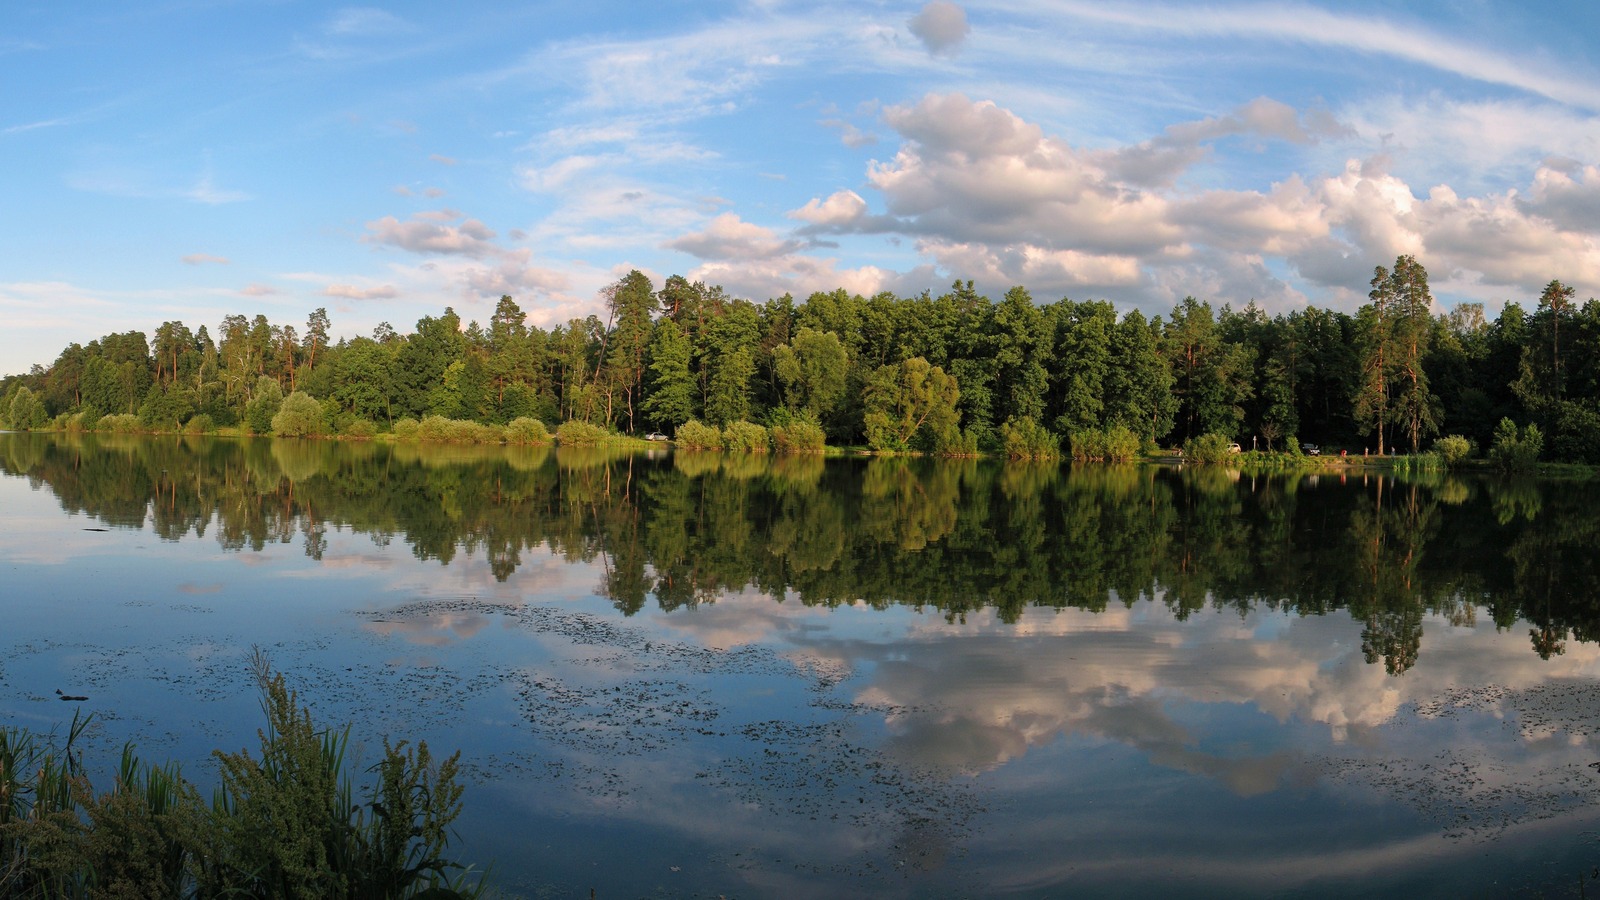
[3,257,1596,460]
[2,432,1593,673]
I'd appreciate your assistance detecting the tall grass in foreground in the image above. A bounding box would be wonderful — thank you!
[0,650,486,899]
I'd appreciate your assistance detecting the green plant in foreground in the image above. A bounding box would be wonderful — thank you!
[0,653,484,899]
[195,649,480,899]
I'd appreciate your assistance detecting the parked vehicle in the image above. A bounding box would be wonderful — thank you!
[1304,443,1321,456]
[645,432,669,442]
[1227,442,1242,454]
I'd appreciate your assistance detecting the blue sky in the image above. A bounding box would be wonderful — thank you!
[4,1,1600,375]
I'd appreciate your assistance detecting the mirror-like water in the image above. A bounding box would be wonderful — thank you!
[3,432,1600,897]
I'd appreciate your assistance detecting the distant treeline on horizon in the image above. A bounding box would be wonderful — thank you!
[2,256,1596,461]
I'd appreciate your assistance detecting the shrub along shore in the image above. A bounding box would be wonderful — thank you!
[4,405,1568,474]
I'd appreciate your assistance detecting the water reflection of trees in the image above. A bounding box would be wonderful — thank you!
[5,433,1599,667]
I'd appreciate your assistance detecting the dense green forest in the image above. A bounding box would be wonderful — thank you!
[3,257,1597,461]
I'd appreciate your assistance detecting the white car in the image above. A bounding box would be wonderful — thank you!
[644,432,669,442]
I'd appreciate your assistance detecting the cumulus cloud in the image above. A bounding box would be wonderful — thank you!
[1336,97,1600,193]
[181,253,230,266]
[360,207,572,305]
[1103,97,1352,188]
[789,190,870,228]
[820,118,878,148]
[870,93,1182,256]
[665,212,801,261]
[461,256,571,297]
[686,253,896,304]
[1521,161,1600,232]
[787,92,1600,314]
[661,210,926,301]
[364,210,499,258]
[908,1,971,56]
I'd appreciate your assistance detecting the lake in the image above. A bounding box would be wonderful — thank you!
[3,432,1600,897]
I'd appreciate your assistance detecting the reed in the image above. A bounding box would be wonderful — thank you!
[0,654,485,899]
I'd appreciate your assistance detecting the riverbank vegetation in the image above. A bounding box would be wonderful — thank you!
[3,258,1596,464]
[0,651,484,899]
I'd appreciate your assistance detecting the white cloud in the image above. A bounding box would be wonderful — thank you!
[870,93,1182,255]
[185,171,249,205]
[324,283,399,300]
[1045,1,1600,112]
[665,212,800,261]
[686,254,893,304]
[517,155,602,192]
[1521,161,1600,232]
[294,7,415,60]
[364,210,499,258]
[1103,97,1353,188]
[783,92,1600,315]
[325,8,410,37]
[788,190,870,228]
[820,118,879,148]
[1337,97,1600,191]
[908,1,971,56]
[181,253,230,266]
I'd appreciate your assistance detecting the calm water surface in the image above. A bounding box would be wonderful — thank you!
[4,433,1600,897]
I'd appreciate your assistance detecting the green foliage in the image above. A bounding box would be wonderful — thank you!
[1433,434,1473,467]
[245,378,284,436]
[97,413,143,434]
[392,418,421,441]
[341,419,377,440]
[504,417,551,445]
[1070,425,1140,461]
[418,415,458,442]
[418,416,497,444]
[184,415,216,435]
[1490,418,1543,472]
[0,656,482,900]
[1069,429,1107,461]
[1183,432,1235,464]
[1001,416,1059,460]
[1390,452,1445,474]
[721,420,770,453]
[7,386,49,431]
[863,357,960,452]
[552,419,597,446]
[555,419,613,446]
[771,420,826,454]
[675,419,723,450]
[16,251,1600,464]
[1550,401,1600,465]
[273,391,328,438]
[926,425,979,457]
[773,327,849,420]
[139,384,194,432]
